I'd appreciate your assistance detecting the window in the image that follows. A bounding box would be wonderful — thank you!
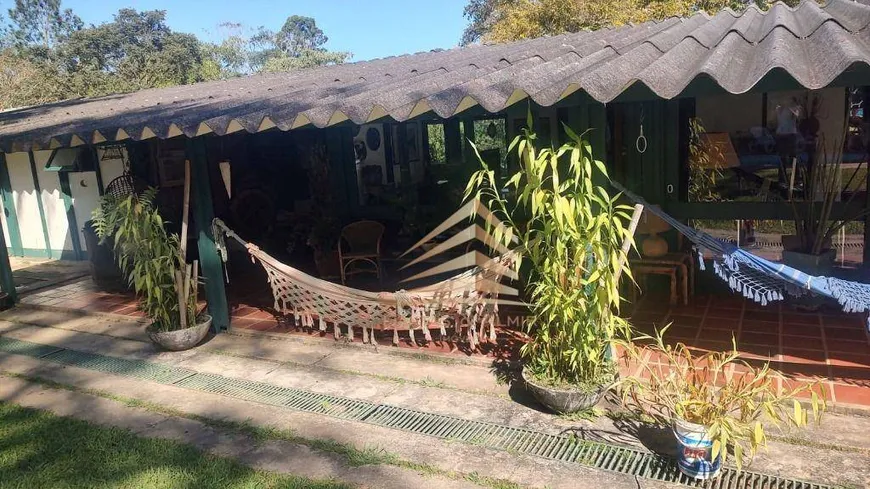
[689,88,854,203]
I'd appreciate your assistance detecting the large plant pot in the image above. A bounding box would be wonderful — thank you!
[148,314,212,351]
[522,369,609,414]
[673,418,721,480]
[781,234,833,257]
[82,220,127,291]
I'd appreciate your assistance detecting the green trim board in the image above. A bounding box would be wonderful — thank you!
[0,153,23,256]
[0,215,15,302]
[5,248,84,260]
[186,137,230,332]
[57,171,84,261]
[91,146,105,195]
[27,151,53,257]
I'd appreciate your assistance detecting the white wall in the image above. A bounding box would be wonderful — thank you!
[3,149,117,257]
[68,171,100,251]
[33,150,72,252]
[6,152,45,251]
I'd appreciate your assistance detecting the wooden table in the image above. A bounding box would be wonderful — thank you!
[629,252,694,305]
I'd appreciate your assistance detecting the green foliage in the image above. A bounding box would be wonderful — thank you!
[620,327,826,472]
[275,15,328,57]
[5,0,82,53]
[262,49,349,73]
[687,117,724,203]
[91,189,197,332]
[789,132,870,255]
[0,4,349,109]
[463,0,803,43]
[427,124,447,164]
[465,115,635,388]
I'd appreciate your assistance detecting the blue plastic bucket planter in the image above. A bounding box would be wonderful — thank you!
[673,418,721,480]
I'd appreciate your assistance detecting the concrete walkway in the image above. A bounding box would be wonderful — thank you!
[0,306,869,488]
[0,375,479,489]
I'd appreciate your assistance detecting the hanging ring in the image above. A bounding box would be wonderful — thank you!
[636,124,648,154]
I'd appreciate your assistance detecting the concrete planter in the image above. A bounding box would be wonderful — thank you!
[781,248,836,276]
[522,369,610,414]
[780,246,836,310]
[148,314,212,351]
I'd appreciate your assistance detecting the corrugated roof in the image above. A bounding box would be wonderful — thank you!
[2,0,870,152]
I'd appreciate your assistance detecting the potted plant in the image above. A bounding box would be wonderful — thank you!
[92,188,210,351]
[465,115,636,413]
[620,328,826,479]
[782,133,857,276]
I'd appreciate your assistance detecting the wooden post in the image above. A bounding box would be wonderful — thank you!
[186,137,230,332]
[180,159,191,259]
[615,203,645,284]
[178,159,192,329]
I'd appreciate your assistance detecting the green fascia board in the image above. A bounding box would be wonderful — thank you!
[6,248,86,260]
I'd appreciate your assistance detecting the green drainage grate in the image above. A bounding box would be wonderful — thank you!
[0,336,835,489]
[174,373,377,421]
[40,348,196,385]
[0,337,63,358]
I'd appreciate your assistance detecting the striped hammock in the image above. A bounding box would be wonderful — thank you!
[612,182,870,330]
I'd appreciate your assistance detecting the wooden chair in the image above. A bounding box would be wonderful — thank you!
[338,220,385,284]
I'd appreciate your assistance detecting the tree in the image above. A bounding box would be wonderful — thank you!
[461,0,510,45]
[200,16,350,78]
[0,51,65,108]
[4,0,82,55]
[463,0,802,43]
[275,15,328,57]
[61,9,204,93]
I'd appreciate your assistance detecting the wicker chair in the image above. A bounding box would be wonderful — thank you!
[338,220,385,285]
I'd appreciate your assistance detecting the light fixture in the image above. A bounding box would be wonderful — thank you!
[100,145,125,161]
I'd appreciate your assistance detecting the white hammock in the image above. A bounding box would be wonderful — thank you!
[213,219,522,347]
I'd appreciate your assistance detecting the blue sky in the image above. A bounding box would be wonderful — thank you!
[61,0,470,61]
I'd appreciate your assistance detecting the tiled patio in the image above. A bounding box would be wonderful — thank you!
[19,275,870,409]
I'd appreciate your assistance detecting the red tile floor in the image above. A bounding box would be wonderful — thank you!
[19,277,870,409]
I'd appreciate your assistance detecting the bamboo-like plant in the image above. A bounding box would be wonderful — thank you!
[92,189,198,332]
[465,115,635,389]
[620,328,826,472]
[789,133,869,255]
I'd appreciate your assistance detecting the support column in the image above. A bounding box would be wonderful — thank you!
[588,103,607,189]
[186,137,230,332]
[28,151,52,258]
[91,146,105,195]
[0,153,23,256]
[58,172,84,260]
[0,215,16,303]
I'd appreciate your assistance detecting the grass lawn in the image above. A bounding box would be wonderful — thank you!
[0,402,350,489]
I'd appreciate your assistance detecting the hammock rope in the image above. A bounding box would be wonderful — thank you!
[611,181,870,329]
[212,218,522,347]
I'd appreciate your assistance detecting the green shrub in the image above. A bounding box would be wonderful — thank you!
[92,189,197,332]
[465,115,635,389]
